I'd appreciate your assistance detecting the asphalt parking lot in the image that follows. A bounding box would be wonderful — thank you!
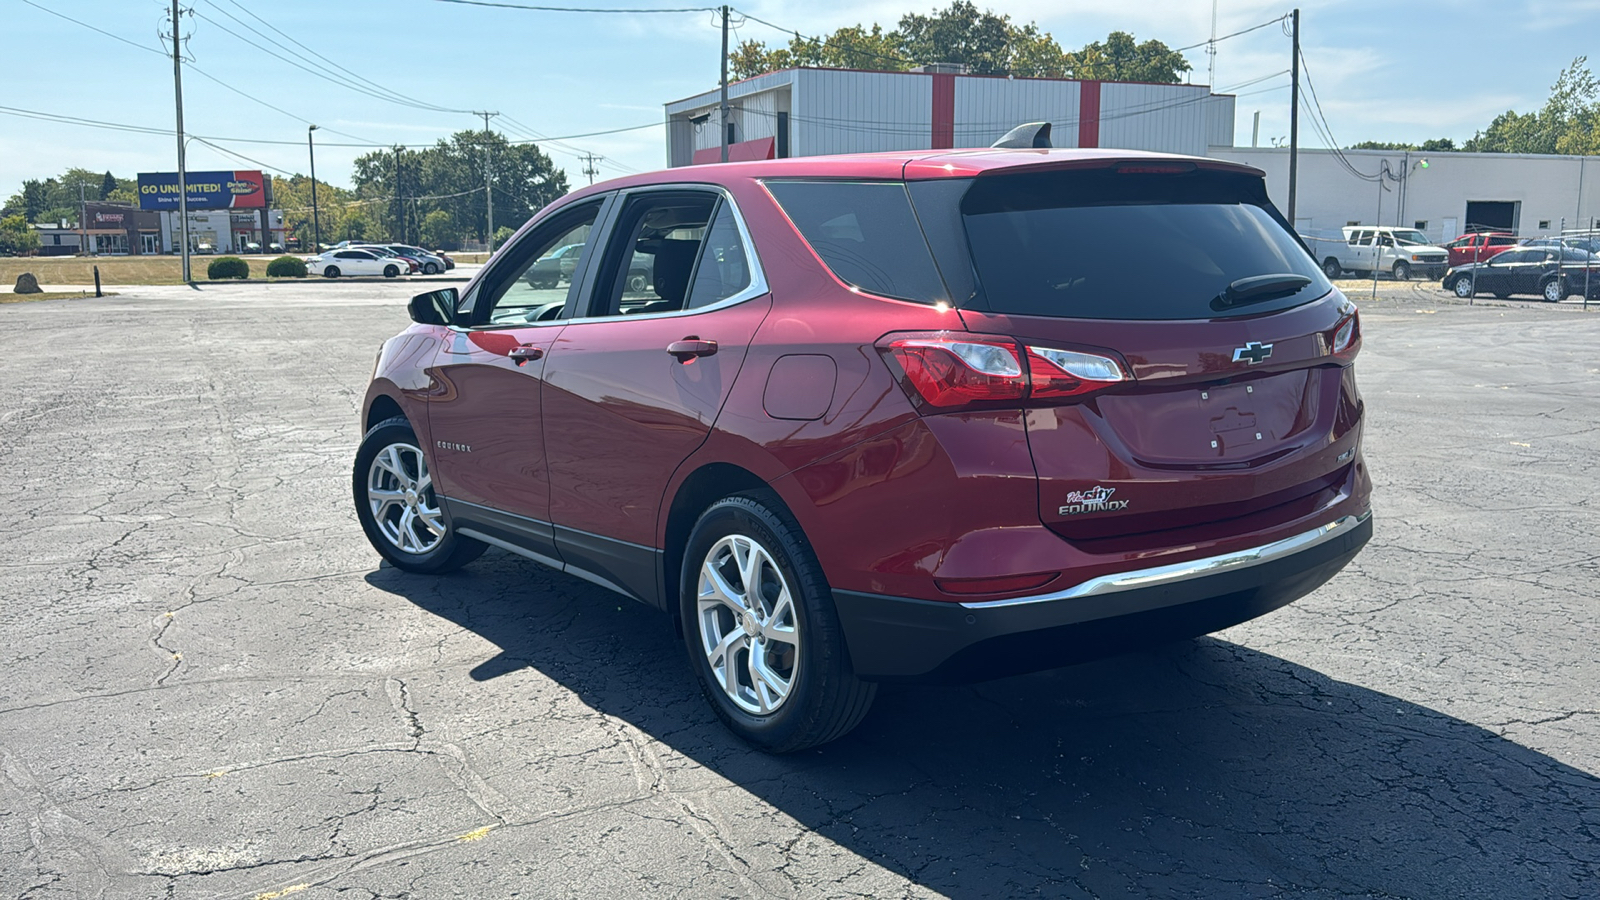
[2,281,1596,899]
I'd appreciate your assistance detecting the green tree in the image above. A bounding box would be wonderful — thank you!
[100,171,117,198]
[898,1,1014,75]
[1062,31,1190,83]
[0,214,41,255]
[1464,57,1599,154]
[22,180,48,221]
[351,131,568,244]
[419,209,459,250]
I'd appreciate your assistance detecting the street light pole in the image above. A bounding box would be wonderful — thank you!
[308,125,321,252]
[720,4,730,163]
[474,111,498,253]
[79,182,89,256]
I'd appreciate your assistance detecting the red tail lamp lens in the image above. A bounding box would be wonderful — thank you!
[885,337,1026,407]
[1332,312,1360,358]
[935,572,1059,595]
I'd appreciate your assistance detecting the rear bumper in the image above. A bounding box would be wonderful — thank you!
[832,512,1372,682]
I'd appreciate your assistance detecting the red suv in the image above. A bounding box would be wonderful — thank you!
[354,149,1372,752]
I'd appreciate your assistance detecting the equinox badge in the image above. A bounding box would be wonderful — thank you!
[1232,341,1274,365]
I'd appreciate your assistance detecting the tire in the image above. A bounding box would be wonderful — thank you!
[627,273,649,293]
[1322,257,1342,279]
[353,416,485,574]
[1392,261,1411,281]
[384,264,400,278]
[1542,277,1567,303]
[323,265,340,278]
[423,263,439,275]
[680,492,876,753]
[1452,276,1473,298]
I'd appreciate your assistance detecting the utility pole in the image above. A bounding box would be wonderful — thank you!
[1207,0,1217,88]
[475,111,498,252]
[720,4,730,163]
[580,153,600,185]
[307,125,321,252]
[1287,8,1300,227]
[79,182,89,256]
[1252,111,1260,148]
[170,0,191,281]
[392,146,405,244]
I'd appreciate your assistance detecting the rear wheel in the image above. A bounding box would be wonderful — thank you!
[323,265,340,278]
[1542,277,1567,303]
[1392,261,1411,281]
[384,264,400,278]
[681,493,875,753]
[353,416,485,574]
[1322,258,1342,279]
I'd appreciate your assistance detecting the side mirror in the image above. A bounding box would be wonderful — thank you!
[408,288,458,326]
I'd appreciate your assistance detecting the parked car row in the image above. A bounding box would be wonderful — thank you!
[1441,245,1600,301]
[304,242,456,278]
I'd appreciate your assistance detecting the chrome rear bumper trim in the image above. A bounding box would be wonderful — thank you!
[960,511,1372,610]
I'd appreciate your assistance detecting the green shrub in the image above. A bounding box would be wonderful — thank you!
[207,256,250,280]
[265,255,307,278]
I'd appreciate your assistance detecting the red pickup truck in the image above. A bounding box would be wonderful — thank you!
[1444,232,1519,268]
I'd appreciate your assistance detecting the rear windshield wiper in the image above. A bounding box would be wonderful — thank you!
[1211,274,1313,311]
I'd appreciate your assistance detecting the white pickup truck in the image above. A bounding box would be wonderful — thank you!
[1304,226,1451,281]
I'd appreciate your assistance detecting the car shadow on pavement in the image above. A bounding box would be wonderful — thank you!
[367,557,1598,899]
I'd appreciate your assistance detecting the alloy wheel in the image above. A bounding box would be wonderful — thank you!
[696,534,801,715]
[1454,276,1473,298]
[365,442,445,554]
[1544,279,1565,303]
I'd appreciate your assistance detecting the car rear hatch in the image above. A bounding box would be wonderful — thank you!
[905,160,1364,553]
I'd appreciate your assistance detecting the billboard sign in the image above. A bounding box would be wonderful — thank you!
[137,170,266,210]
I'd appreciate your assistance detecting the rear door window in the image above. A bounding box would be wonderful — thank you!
[959,169,1330,320]
[765,181,948,304]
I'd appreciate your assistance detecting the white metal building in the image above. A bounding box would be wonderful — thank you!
[664,66,1236,167]
[1209,147,1600,244]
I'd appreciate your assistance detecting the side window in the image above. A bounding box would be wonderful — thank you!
[685,201,753,309]
[1447,237,1467,249]
[765,181,948,304]
[1353,231,1372,246]
[588,191,719,317]
[1490,236,1517,246]
[473,200,604,327]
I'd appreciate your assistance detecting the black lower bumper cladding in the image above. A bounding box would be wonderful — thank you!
[833,514,1373,683]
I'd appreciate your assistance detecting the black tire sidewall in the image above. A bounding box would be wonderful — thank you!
[353,417,481,574]
[680,495,847,750]
[325,266,339,278]
[385,265,399,278]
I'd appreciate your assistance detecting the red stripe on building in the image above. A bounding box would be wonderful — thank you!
[1078,80,1101,148]
[931,73,955,149]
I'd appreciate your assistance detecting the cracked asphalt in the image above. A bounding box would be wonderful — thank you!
[1,280,1596,899]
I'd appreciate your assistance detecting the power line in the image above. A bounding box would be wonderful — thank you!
[1296,49,1381,181]
[424,0,715,11]
[18,0,167,56]
[1174,15,1289,54]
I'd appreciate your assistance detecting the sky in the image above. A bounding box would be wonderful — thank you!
[6,0,1600,200]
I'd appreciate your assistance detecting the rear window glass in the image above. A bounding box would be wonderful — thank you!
[765,181,948,304]
[960,169,1330,320]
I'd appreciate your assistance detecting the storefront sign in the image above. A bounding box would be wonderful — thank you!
[94,211,126,225]
[137,170,267,210]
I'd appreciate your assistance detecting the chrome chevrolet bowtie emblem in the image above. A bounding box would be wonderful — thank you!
[1232,341,1274,365]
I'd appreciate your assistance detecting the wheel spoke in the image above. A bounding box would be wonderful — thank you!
[699,555,747,613]
[416,506,446,538]
[736,539,763,609]
[761,589,798,645]
[707,630,746,697]
[748,641,790,712]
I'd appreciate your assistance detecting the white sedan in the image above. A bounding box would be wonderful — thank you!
[305,248,405,278]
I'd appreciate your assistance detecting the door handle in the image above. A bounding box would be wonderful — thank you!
[508,344,544,364]
[666,338,717,362]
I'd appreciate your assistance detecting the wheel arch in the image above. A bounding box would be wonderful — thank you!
[366,393,405,433]
[661,462,775,624]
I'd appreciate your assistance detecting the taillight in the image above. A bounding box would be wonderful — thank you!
[879,332,1127,411]
[1332,310,1360,359]
[1026,346,1129,397]
[884,336,1026,407]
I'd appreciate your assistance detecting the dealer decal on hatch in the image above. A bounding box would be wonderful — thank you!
[1059,486,1130,516]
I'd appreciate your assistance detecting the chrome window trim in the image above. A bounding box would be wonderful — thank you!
[558,183,769,325]
[960,512,1372,610]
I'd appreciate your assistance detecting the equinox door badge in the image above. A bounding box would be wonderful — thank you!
[1059,486,1130,516]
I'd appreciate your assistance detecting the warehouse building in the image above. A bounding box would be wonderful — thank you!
[1209,147,1600,245]
[664,65,1236,166]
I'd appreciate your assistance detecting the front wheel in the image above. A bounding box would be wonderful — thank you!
[324,265,341,278]
[1392,261,1412,281]
[1322,257,1342,279]
[1453,275,1474,298]
[384,264,400,278]
[1542,277,1568,303]
[353,416,485,574]
[423,262,439,275]
[681,493,875,753]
